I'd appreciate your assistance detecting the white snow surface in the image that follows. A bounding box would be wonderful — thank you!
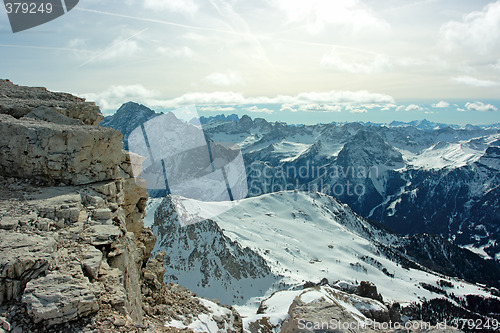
[147,191,491,320]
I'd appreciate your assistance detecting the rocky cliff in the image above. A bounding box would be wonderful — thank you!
[0,80,242,332]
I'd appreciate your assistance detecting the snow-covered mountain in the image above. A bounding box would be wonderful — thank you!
[202,116,500,259]
[150,191,500,330]
[152,195,278,305]
[103,103,499,259]
[100,102,159,150]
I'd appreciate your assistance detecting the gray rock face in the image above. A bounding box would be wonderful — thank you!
[153,195,277,304]
[0,114,125,185]
[0,80,244,332]
[0,230,56,304]
[23,106,84,126]
[0,79,102,125]
[22,271,99,325]
[81,244,103,281]
[84,224,122,246]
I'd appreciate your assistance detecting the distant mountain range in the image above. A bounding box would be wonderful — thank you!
[101,101,500,329]
[101,102,500,260]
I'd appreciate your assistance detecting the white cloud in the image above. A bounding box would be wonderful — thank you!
[293,104,343,112]
[457,108,466,112]
[144,0,198,14]
[492,59,500,71]
[246,106,274,114]
[346,106,367,114]
[291,91,394,104]
[280,105,298,113]
[198,106,236,112]
[381,104,396,111]
[98,39,140,61]
[203,71,245,87]
[405,104,423,111]
[155,90,395,108]
[453,75,499,87]
[271,0,389,34]
[432,101,450,108]
[465,101,498,112]
[396,104,423,112]
[156,46,194,58]
[321,50,392,74]
[82,85,160,112]
[85,87,395,112]
[440,1,500,54]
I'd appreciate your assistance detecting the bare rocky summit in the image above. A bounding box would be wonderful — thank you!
[0,80,242,332]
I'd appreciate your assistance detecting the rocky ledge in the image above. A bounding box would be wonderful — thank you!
[0,80,242,332]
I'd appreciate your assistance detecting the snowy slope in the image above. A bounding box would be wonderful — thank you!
[149,191,494,321]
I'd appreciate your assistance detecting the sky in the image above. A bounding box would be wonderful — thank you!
[0,0,499,125]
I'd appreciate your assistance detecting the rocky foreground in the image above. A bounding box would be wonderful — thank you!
[0,80,242,332]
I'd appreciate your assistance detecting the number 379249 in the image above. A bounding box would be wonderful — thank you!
[5,2,54,14]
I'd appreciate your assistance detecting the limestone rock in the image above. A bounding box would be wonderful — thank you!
[0,230,56,305]
[0,217,18,230]
[265,286,390,333]
[84,224,122,246]
[93,208,113,221]
[23,106,83,126]
[22,271,99,325]
[0,114,125,185]
[81,244,103,281]
[0,79,102,125]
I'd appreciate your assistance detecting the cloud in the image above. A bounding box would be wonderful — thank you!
[85,87,395,112]
[465,101,498,112]
[321,50,392,74]
[144,0,198,14]
[198,106,236,112]
[203,71,245,87]
[440,1,500,54]
[405,104,423,112]
[97,39,141,61]
[270,0,389,34]
[381,104,396,111]
[396,104,423,112]
[432,101,449,108]
[490,59,500,71]
[156,46,194,58]
[453,75,499,87]
[155,90,395,108]
[280,105,298,113]
[81,85,160,112]
[246,106,274,114]
[281,104,343,112]
[346,105,367,114]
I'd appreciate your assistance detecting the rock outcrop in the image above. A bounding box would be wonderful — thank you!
[0,80,242,332]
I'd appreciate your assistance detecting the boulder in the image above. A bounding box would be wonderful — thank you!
[0,114,124,185]
[22,106,83,126]
[84,224,122,246]
[0,230,56,305]
[81,244,103,281]
[22,271,99,325]
[0,79,102,125]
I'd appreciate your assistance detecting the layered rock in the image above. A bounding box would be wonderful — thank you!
[0,80,242,332]
[0,79,102,125]
[0,114,125,185]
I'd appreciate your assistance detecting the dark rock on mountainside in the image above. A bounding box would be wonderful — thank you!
[100,101,160,150]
